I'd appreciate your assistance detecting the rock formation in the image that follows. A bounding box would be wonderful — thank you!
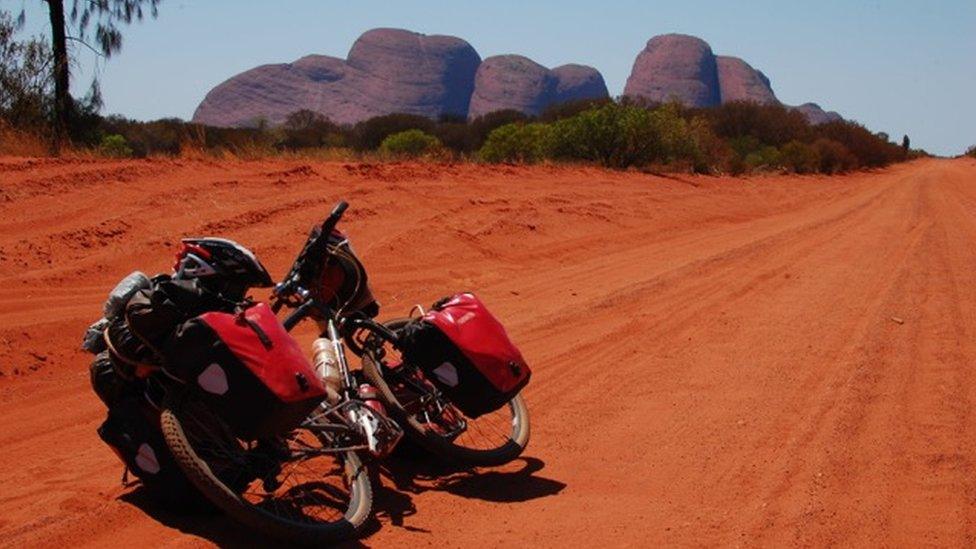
[551,64,610,105]
[193,27,841,128]
[467,57,608,119]
[623,34,721,108]
[193,28,481,127]
[716,56,777,104]
[790,102,843,125]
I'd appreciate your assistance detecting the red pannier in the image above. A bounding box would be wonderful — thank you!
[167,303,326,439]
[399,293,531,418]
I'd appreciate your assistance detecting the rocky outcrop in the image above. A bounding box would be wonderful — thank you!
[623,34,721,108]
[193,28,481,127]
[716,56,777,104]
[623,34,842,123]
[467,56,608,119]
[467,55,556,119]
[194,27,841,128]
[551,64,610,104]
[790,102,843,125]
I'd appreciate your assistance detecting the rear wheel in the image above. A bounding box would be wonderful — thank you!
[160,391,372,545]
[361,319,530,467]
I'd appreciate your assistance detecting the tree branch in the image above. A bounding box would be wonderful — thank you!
[66,35,105,57]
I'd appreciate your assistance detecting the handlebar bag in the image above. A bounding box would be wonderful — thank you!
[399,293,530,418]
[167,302,326,439]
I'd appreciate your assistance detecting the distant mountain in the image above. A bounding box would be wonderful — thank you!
[624,33,842,123]
[193,28,840,127]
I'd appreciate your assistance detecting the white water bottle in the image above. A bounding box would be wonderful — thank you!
[312,337,342,401]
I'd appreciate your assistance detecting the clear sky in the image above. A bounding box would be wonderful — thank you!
[11,0,976,155]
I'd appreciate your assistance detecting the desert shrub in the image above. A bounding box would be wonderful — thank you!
[649,103,702,166]
[964,145,976,159]
[744,145,782,171]
[814,120,903,168]
[379,129,442,157]
[479,122,551,163]
[539,97,613,122]
[99,134,132,158]
[352,113,433,151]
[706,101,811,147]
[687,116,730,173]
[812,138,858,173]
[463,109,531,152]
[548,102,658,168]
[779,140,820,174]
[279,109,345,150]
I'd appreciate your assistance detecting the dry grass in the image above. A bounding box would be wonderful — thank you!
[0,122,50,157]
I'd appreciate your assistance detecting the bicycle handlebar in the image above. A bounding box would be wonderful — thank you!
[273,200,349,302]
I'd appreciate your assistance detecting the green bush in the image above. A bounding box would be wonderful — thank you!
[352,113,433,151]
[548,102,658,168]
[779,140,819,174]
[649,103,701,166]
[479,122,551,163]
[966,145,976,159]
[379,129,442,157]
[99,134,132,158]
[744,145,781,171]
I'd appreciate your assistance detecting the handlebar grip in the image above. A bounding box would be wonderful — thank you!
[330,201,348,219]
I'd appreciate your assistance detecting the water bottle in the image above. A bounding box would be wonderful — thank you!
[311,337,342,401]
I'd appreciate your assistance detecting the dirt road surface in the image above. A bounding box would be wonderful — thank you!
[1,156,975,547]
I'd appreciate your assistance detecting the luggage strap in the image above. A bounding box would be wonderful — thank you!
[235,308,274,350]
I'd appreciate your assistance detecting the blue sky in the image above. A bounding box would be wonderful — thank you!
[11,0,976,155]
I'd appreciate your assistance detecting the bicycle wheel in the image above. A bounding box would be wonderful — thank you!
[361,319,530,467]
[160,391,372,544]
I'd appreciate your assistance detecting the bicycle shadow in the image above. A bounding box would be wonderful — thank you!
[118,442,565,545]
[119,489,368,548]
[366,441,566,534]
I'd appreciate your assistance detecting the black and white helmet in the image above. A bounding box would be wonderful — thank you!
[173,238,273,299]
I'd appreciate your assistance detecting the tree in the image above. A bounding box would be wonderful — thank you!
[902,134,910,153]
[31,0,161,147]
[0,10,51,128]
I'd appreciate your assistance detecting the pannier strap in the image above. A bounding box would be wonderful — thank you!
[236,310,274,350]
[431,295,454,311]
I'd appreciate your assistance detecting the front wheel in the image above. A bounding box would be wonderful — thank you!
[361,319,530,467]
[159,391,372,545]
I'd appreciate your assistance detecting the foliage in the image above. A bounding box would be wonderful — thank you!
[352,113,432,151]
[967,146,976,159]
[815,120,905,168]
[479,122,551,163]
[779,141,819,174]
[0,11,51,130]
[98,133,131,157]
[812,138,857,173]
[378,129,442,157]
[547,102,658,168]
[280,110,344,149]
[60,0,162,59]
[705,101,811,147]
[744,145,782,171]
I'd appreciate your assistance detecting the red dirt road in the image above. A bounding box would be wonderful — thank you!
[2,156,976,547]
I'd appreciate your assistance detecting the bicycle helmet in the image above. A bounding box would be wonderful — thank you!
[173,238,273,300]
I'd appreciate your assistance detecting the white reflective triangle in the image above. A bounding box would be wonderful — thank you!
[433,362,459,387]
[198,363,229,395]
[135,443,161,474]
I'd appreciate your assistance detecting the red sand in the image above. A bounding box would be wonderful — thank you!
[2,156,976,546]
